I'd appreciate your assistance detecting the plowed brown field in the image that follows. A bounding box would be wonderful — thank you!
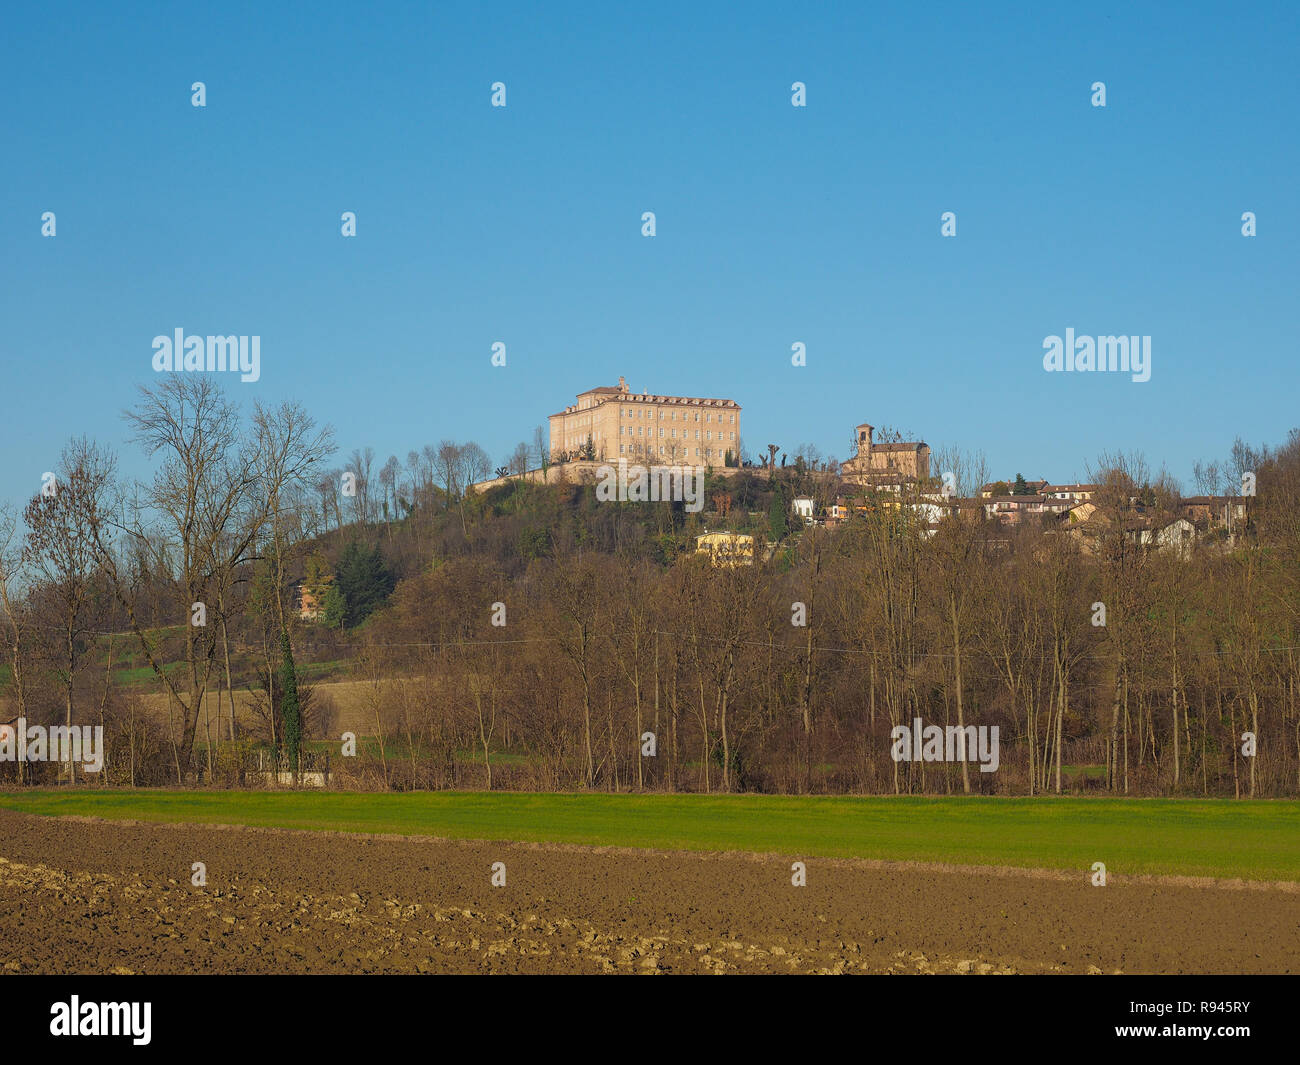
[0,809,1295,974]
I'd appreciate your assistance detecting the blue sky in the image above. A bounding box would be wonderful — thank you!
[2,0,1297,508]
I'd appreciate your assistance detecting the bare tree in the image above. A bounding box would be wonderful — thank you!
[347,447,376,526]
[23,439,115,783]
[105,379,246,774]
[509,442,530,479]
[0,505,31,741]
[533,425,550,477]
[249,402,336,775]
[379,455,401,529]
[436,441,461,515]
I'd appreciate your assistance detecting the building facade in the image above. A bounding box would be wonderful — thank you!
[839,422,930,486]
[297,576,333,621]
[548,376,742,466]
[1043,483,1098,502]
[982,494,1076,525]
[695,531,755,566]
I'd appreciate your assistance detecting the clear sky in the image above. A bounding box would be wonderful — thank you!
[2,0,1296,507]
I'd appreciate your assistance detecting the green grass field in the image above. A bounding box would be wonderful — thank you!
[1,790,1297,880]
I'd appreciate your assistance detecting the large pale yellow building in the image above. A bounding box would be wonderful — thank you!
[549,376,742,466]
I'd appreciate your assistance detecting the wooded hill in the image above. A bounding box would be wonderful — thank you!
[2,377,1298,796]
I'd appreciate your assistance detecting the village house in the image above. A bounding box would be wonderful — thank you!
[980,478,1049,498]
[695,531,756,566]
[982,494,1076,525]
[1179,495,1248,532]
[1137,516,1198,555]
[824,501,851,527]
[1059,506,1201,558]
[297,576,333,621]
[1043,483,1099,502]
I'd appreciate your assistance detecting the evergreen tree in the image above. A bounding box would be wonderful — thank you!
[323,582,345,629]
[1012,473,1031,495]
[335,540,396,626]
[279,628,302,774]
[768,495,788,541]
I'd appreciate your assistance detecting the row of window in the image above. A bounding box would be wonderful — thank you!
[621,444,722,458]
[624,408,736,424]
[622,426,736,441]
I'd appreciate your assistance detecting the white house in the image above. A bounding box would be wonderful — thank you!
[1143,516,1197,555]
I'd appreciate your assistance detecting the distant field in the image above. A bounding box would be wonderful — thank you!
[1,791,1296,880]
[137,677,377,737]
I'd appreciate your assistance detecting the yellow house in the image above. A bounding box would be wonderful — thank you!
[695,532,755,567]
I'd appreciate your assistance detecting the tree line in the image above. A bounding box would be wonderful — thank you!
[1,378,1297,796]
